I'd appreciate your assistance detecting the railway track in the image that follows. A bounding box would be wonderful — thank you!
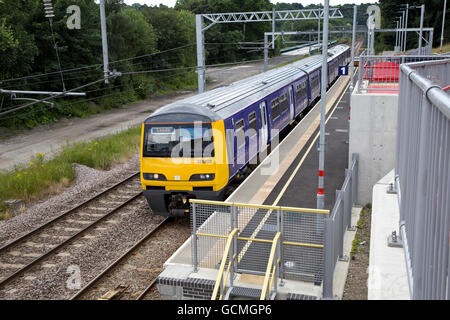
[0,171,142,292]
[70,216,190,300]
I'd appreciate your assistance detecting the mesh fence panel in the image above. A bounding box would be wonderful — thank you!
[282,210,325,282]
[191,201,327,283]
[191,202,231,269]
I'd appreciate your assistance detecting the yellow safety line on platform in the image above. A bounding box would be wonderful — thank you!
[270,74,352,207]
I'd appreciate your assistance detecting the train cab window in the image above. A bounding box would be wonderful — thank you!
[280,93,288,114]
[248,112,258,137]
[235,119,245,148]
[271,98,280,120]
[143,122,214,158]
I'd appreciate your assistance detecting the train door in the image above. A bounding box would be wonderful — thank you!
[288,86,295,121]
[259,101,268,151]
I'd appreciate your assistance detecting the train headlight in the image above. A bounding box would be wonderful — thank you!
[189,173,215,181]
[143,173,167,181]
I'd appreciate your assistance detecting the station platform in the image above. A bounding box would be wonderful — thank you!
[156,73,361,300]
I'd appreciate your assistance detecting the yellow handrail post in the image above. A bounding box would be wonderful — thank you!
[211,228,238,300]
[260,232,281,300]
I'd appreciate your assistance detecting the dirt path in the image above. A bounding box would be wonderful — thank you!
[0,54,301,172]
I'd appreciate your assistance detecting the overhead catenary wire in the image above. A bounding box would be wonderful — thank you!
[0,43,197,84]
[0,56,267,119]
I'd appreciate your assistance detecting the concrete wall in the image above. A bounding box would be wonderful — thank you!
[349,85,398,206]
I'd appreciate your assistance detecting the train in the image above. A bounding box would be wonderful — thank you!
[140,44,351,216]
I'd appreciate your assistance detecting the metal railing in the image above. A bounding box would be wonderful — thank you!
[260,232,281,300]
[191,154,359,300]
[357,51,449,93]
[190,200,329,294]
[396,58,450,300]
[322,153,359,299]
[211,228,238,300]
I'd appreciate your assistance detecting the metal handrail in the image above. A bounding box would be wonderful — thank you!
[190,199,330,214]
[211,228,238,300]
[260,232,281,300]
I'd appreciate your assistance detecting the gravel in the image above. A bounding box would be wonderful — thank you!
[0,196,165,300]
[0,155,140,246]
[342,207,371,300]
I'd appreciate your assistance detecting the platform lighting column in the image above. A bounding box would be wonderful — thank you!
[403,4,409,54]
[317,0,329,210]
[418,4,424,55]
[400,13,404,54]
[395,21,399,52]
[348,5,357,147]
[440,0,447,54]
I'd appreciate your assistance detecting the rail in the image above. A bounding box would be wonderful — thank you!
[260,232,281,300]
[395,58,450,299]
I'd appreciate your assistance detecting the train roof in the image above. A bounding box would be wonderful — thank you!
[145,44,349,123]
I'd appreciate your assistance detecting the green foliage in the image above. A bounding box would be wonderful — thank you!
[0,126,142,219]
[378,0,450,51]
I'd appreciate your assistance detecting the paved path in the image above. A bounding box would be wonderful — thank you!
[0,54,301,172]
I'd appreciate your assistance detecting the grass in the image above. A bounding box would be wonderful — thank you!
[350,204,372,256]
[0,125,142,220]
[269,54,310,70]
[432,43,450,54]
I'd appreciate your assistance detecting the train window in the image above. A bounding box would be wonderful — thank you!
[295,84,301,101]
[248,112,258,137]
[301,81,307,98]
[311,75,319,89]
[296,81,307,101]
[280,93,288,114]
[235,119,245,148]
[271,98,280,120]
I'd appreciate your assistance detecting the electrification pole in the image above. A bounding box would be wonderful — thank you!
[441,0,447,53]
[99,0,109,84]
[317,0,329,210]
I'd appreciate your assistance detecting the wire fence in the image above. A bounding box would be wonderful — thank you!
[357,51,450,93]
[190,153,359,299]
[322,153,359,299]
[190,201,328,285]
[396,58,450,300]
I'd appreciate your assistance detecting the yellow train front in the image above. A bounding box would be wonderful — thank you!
[140,104,229,217]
